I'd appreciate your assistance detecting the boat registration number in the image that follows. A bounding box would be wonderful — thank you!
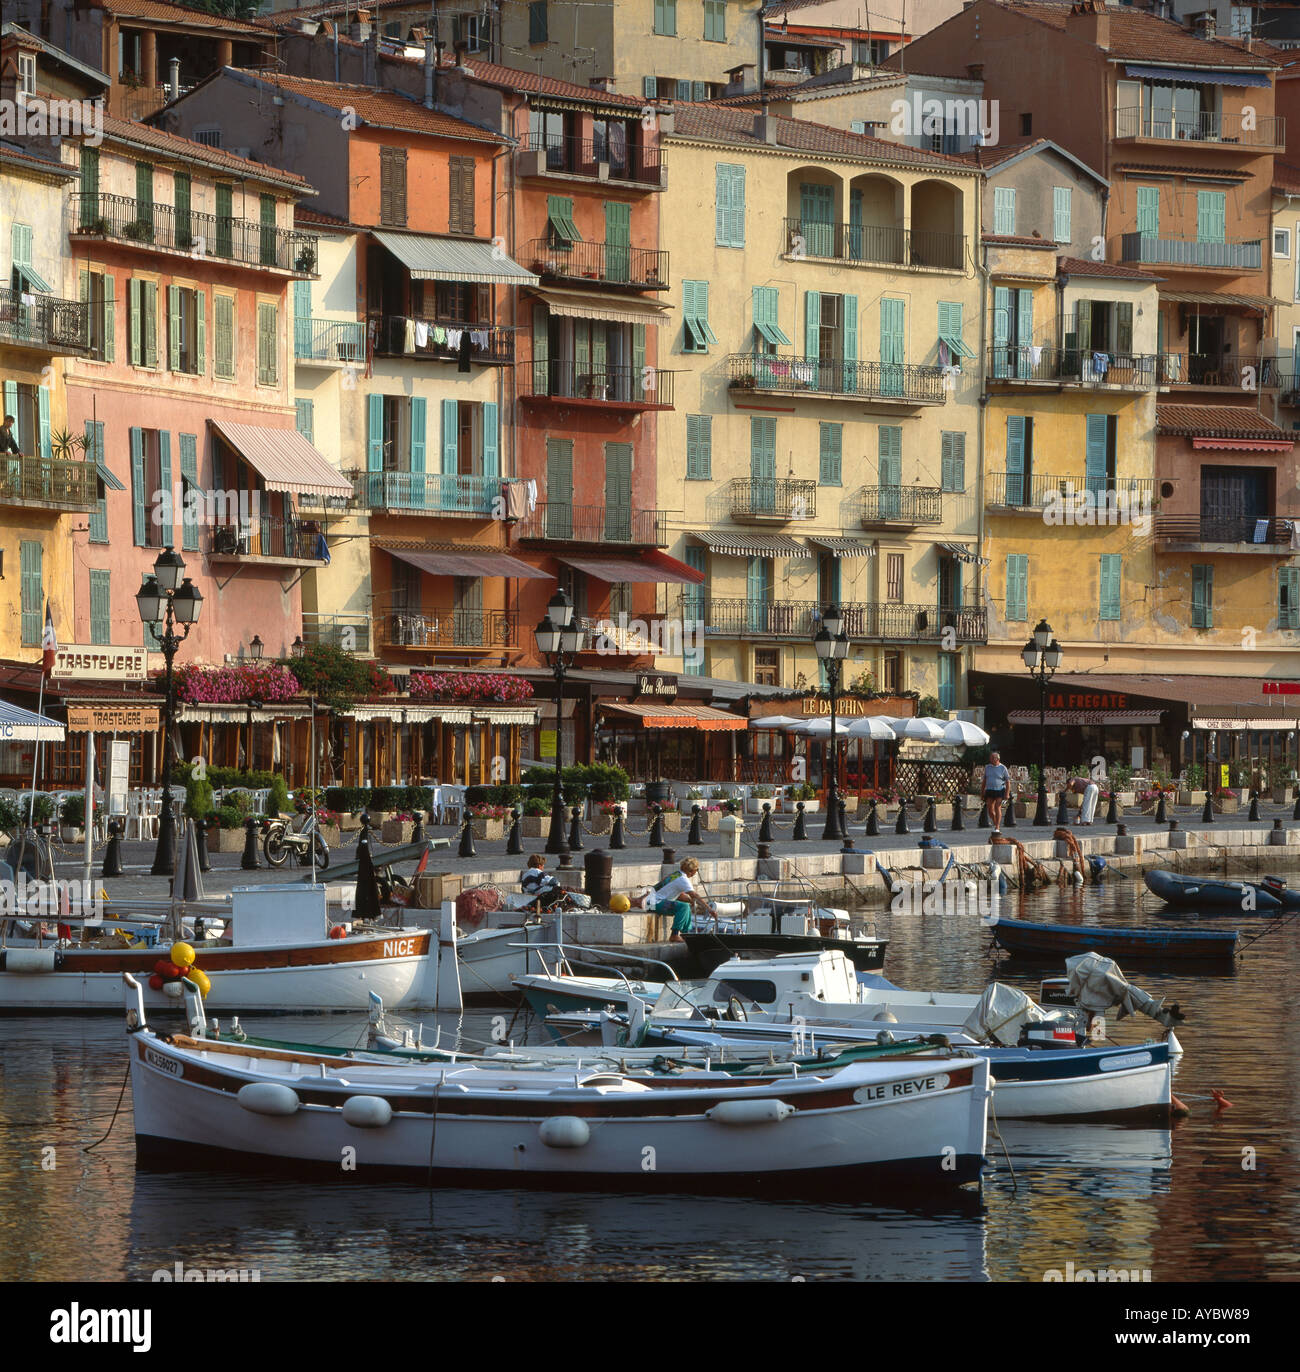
[382,939,420,958]
[1098,1051,1151,1072]
[854,1073,950,1103]
[144,1047,182,1077]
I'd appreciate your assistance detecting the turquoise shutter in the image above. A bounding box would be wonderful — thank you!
[941,432,965,492]
[89,569,111,645]
[293,279,312,356]
[1192,564,1214,628]
[799,182,834,257]
[1136,187,1159,238]
[409,396,427,476]
[1006,415,1026,504]
[157,431,173,548]
[37,385,51,460]
[143,281,158,367]
[750,416,775,512]
[179,432,198,551]
[19,542,41,646]
[805,290,820,379]
[195,289,205,373]
[878,425,901,519]
[1053,186,1071,243]
[992,285,1010,377]
[103,274,115,363]
[1099,553,1121,621]
[441,397,459,474]
[818,422,842,485]
[1006,553,1028,622]
[994,186,1015,235]
[842,293,858,393]
[128,278,141,364]
[1280,566,1300,630]
[715,164,744,246]
[938,655,956,711]
[294,399,313,441]
[686,414,711,479]
[848,186,863,258]
[130,426,146,545]
[1197,191,1226,244]
[683,545,706,642]
[880,297,904,395]
[87,421,107,542]
[1085,413,1108,496]
[746,557,767,631]
[366,394,384,475]
[632,323,646,399]
[481,401,498,478]
[168,284,182,372]
[1015,289,1033,378]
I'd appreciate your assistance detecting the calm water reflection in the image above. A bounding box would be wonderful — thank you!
[2,879,1296,1282]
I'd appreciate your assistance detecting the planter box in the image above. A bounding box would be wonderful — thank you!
[1214,795,1240,814]
[586,815,614,836]
[1116,792,1136,807]
[317,825,342,849]
[1273,785,1294,805]
[1064,791,1082,809]
[522,815,549,837]
[60,826,84,843]
[841,796,859,814]
[211,827,247,853]
[381,819,414,845]
[338,813,362,832]
[471,817,505,841]
[366,810,391,826]
[1177,790,1207,808]
[747,797,779,814]
[660,812,682,832]
[789,798,820,813]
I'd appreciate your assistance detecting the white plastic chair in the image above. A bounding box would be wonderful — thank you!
[440,785,465,826]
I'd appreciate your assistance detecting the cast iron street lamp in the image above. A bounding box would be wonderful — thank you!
[137,547,203,875]
[1021,618,1062,827]
[814,604,850,841]
[534,588,584,857]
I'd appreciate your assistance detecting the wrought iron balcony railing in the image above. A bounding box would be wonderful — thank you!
[1114,106,1284,148]
[513,502,669,546]
[727,353,947,403]
[0,286,89,353]
[300,612,372,655]
[375,609,516,649]
[521,360,675,407]
[1154,514,1296,549]
[986,472,1157,510]
[370,315,513,364]
[853,485,943,526]
[986,345,1158,387]
[351,470,501,516]
[782,217,966,271]
[730,477,817,521]
[71,191,320,275]
[1120,231,1262,271]
[524,238,669,290]
[519,132,666,188]
[1158,353,1279,387]
[294,317,365,363]
[205,518,326,562]
[701,599,987,643]
[0,454,96,509]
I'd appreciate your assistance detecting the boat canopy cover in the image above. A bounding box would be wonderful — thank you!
[1065,952,1183,1029]
[961,983,1049,1046]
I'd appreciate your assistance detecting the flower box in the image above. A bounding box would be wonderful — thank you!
[210,826,247,853]
[586,815,614,836]
[367,811,391,827]
[747,796,779,814]
[1177,789,1207,808]
[381,819,414,845]
[841,795,859,814]
[1116,791,1136,807]
[1273,785,1294,805]
[789,798,820,813]
[472,817,505,841]
[338,813,362,832]
[1214,794,1240,814]
[317,824,342,849]
[660,811,682,832]
[522,816,549,838]
[60,826,84,844]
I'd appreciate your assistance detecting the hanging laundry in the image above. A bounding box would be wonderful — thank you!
[1092,351,1109,376]
[403,318,416,354]
[433,325,447,345]
[1029,345,1042,366]
[792,360,815,384]
[503,481,529,520]
[446,328,463,350]
[458,329,473,373]
[938,341,950,368]
[525,478,538,513]
[414,320,429,349]
[471,329,489,350]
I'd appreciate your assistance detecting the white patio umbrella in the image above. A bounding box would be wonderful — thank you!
[748,715,804,729]
[792,717,836,735]
[941,719,991,747]
[847,716,899,741]
[894,716,947,742]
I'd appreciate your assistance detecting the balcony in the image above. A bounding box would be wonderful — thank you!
[579,615,667,655]
[987,472,1156,512]
[1120,232,1262,271]
[514,502,669,546]
[517,133,666,190]
[369,316,513,365]
[852,485,943,527]
[0,454,96,511]
[727,353,947,405]
[1159,353,1279,389]
[0,286,89,354]
[985,346,1158,389]
[524,238,670,291]
[782,217,966,272]
[374,608,516,651]
[520,360,675,410]
[294,317,365,365]
[301,612,372,655]
[1154,514,1296,553]
[702,599,986,643]
[1114,106,1284,150]
[351,470,501,517]
[204,518,327,565]
[70,192,320,276]
[730,478,818,523]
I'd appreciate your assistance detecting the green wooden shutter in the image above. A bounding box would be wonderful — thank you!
[441,397,459,474]
[880,296,904,395]
[102,273,115,363]
[37,385,50,460]
[877,425,902,485]
[1053,186,1071,243]
[1197,191,1225,244]
[1015,288,1033,377]
[177,432,198,551]
[1085,413,1108,496]
[174,171,191,246]
[1191,564,1214,628]
[992,284,1010,376]
[129,278,141,365]
[366,394,384,473]
[78,145,99,224]
[842,293,858,392]
[750,416,775,511]
[546,438,573,538]
[1099,553,1121,621]
[195,290,205,373]
[1136,187,1159,238]
[530,0,548,43]
[11,222,32,267]
[1115,301,1132,354]
[135,161,153,225]
[993,186,1015,235]
[799,182,834,257]
[604,443,633,540]
[632,323,646,399]
[157,430,173,549]
[86,421,107,542]
[715,164,744,246]
[1006,553,1028,622]
[941,432,965,492]
[409,397,427,503]
[214,293,233,377]
[130,426,146,545]
[168,284,182,371]
[216,183,233,257]
[805,289,821,364]
[19,541,42,646]
[293,279,312,358]
[481,401,499,478]
[89,569,111,646]
[643,76,657,99]
[142,281,158,367]
[818,422,842,485]
[604,200,630,282]
[532,304,549,393]
[1006,415,1026,504]
[294,399,314,442]
[686,414,711,479]
[256,301,277,383]
[1280,566,1300,630]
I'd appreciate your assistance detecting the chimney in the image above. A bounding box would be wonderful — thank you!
[1195,14,1217,40]
[754,112,780,144]
[168,56,180,100]
[589,76,616,92]
[656,103,675,134]
[424,35,435,109]
[1066,0,1110,51]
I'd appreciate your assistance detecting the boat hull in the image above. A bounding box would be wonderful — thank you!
[980,1043,1173,1122]
[458,922,554,1001]
[990,916,1238,965]
[683,932,887,974]
[1143,869,1294,913]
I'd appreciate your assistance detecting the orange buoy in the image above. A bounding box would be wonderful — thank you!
[328,925,347,939]
[1171,1094,1191,1115]
[1211,1088,1234,1111]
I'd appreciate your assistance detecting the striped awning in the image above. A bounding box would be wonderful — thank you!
[693,531,807,557]
[809,536,876,558]
[474,707,539,725]
[939,541,990,567]
[382,545,552,579]
[1123,63,1271,89]
[0,699,65,740]
[533,287,672,327]
[372,230,538,286]
[1008,709,1165,726]
[600,702,747,731]
[1192,716,1298,730]
[208,420,352,496]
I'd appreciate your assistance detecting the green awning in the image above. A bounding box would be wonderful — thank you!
[756,319,791,346]
[371,230,539,286]
[15,263,52,294]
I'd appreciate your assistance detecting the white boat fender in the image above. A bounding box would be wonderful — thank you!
[237,1082,300,1116]
[2,947,58,974]
[707,1099,795,1125]
[539,1116,591,1148]
[162,980,185,999]
[341,1095,393,1128]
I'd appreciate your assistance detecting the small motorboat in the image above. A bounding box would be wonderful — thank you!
[990,915,1238,965]
[1143,869,1300,913]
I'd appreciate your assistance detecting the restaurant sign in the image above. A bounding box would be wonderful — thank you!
[634,673,679,702]
[67,705,161,733]
[51,646,148,681]
[1263,682,1300,695]
[1048,692,1129,711]
[801,696,895,717]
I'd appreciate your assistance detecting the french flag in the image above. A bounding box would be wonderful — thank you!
[41,601,57,677]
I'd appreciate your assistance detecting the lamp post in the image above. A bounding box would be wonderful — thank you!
[535,588,584,858]
[814,604,850,841]
[1021,617,1062,827]
[137,547,203,875]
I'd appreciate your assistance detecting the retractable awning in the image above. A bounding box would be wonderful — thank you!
[372,230,539,286]
[208,420,352,496]
[693,531,806,557]
[533,287,672,327]
[1193,716,1298,730]
[383,546,551,579]
[558,552,704,585]
[14,264,53,294]
[474,707,538,725]
[1007,709,1165,726]
[1123,63,1271,89]
[600,702,747,731]
[939,541,990,567]
[809,536,875,558]
[1160,290,1284,311]
[0,699,65,741]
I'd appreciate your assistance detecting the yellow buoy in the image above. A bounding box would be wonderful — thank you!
[188,967,212,998]
[609,894,631,913]
[169,941,196,968]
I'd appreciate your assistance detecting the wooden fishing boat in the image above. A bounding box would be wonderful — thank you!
[990,915,1238,965]
[683,929,887,974]
[123,975,991,1191]
[1143,869,1299,913]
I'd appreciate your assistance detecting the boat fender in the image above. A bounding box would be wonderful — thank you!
[237,1082,301,1116]
[162,980,185,999]
[706,1099,795,1126]
[539,1115,591,1148]
[341,1095,393,1128]
[2,947,58,974]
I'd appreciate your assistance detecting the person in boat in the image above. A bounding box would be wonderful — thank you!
[983,752,1011,829]
[629,856,711,943]
[1068,775,1101,824]
[520,854,591,911]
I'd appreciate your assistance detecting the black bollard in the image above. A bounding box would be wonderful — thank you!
[357,811,372,852]
[102,817,124,878]
[1155,793,1168,825]
[1055,790,1069,826]
[505,806,524,856]
[1201,795,1214,824]
[411,811,426,845]
[194,818,211,873]
[837,798,849,844]
[662,847,676,867]
[1249,791,1261,822]
[758,803,774,844]
[568,805,584,853]
[792,801,808,841]
[1003,795,1017,829]
[241,818,260,869]
[1293,792,1300,823]
[951,795,964,831]
[648,804,664,848]
[977,801,990,828]
[895,800,910,835]
[865,799,880,837]
[458,812,476,858]
[923,797,937,833]
[610,805,626,850]
[1106,792,1119,825]
[687,803,703,846]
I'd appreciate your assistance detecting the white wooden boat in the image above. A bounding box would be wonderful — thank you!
[456,919,556,1001]
[0,886,461,1013]
[124,974,991,1190]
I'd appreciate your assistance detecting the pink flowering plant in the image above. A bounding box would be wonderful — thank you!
[174,662,301,704]
[410,672,534,704]
[470,804,510,820]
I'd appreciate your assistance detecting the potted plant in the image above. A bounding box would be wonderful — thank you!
[1178,763,1207,808]
[59,793,86,842]
[294,244,317,274]
[470,803,508,840]
[1213,786,1240,814]
[185,771,214,836]
[381,811,416,845]
[211,803,248,852]
[789,782,819,813]
[123,219,155,242]
[747,784,776,814]
[521,796,551,837]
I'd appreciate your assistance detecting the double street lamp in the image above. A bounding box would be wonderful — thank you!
[136,547,203,875]
[1021,618,1063,826]
[814,604,850,841]
[534,588,584,858]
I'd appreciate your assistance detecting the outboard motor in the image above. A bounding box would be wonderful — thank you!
[1261,875,1288,899]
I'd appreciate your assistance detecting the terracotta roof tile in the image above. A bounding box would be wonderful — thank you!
[98,0,268,37]
[957,136,1047,168]
[105,113,310,190]
[1274,161,1300,194]
[1058,255,1163,280]
[438,59,645,109]
[981,232,1057,247]
[0,143,77,177]
[1157,404,1289,437]
[1115,162,1251,181]
[295,205,351,227]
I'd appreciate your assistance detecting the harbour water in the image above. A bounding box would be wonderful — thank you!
[2,880,1297,1283]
